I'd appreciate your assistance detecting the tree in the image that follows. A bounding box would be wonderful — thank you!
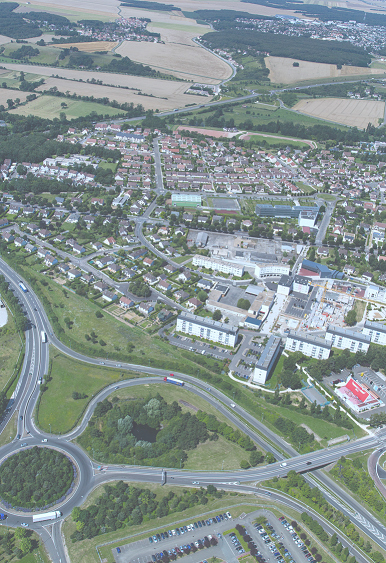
[344,309,357,326]
[14,527,27,539]
[249,450,263,466]
[240,459,251,469]
[330,533,338,547]
[212,309,222,321]
[20,538,32,554]
[197,290,208,302]
[266,452,276,464]
[237,298,250,310]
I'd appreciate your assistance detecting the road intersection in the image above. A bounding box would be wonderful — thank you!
[0,259,386,563]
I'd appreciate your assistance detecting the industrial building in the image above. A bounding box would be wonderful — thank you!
[285,331,331,360]
[255,204,319,218]
[176,311,239,347]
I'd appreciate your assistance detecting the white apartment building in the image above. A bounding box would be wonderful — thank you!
[325,325,371,353]
[176,311,239,347]
[254,263,290,278]
[285,331,331,360]
[293,275,310,295]
[363,320,386,346]
[252,336,282,384]
[193,254,244,277]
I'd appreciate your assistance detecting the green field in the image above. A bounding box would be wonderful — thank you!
[37,352,141,433]
[1,43,61,66]
[100,383,262,469]
[246,133,311,149]
[0,305,23,391]
[10,95,124,120]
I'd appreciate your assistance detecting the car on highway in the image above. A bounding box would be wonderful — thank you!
[99,362,105,365]
[169,373,174,377]
[116,364,121,367]
[21,523,28,527]
[192,481,199,485]
[280,462,287,467]
[21,443,27,447]
[306,461,312,465]
[19,415,23,420]
[41,439,47,443]
[114,386,119,390]
[16,434,20,440]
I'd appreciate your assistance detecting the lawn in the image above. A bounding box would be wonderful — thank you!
[296,181,316,194]
[0,304,23,391]
[37,351,144,433]
[78,383,263,468]
[173,255,194,264]
[246,134,310,149]
[353,299,366,322]
[6,254,225,379]
[10,95,124,120]
[98,161,118,172]
[0,411,17,447]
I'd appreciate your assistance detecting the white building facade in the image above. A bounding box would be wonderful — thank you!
[362,320,386,346]
[325,325,371,353]
[293,275,310,295]
[176,311,239,347]
[252,336,282,384]
[254,263,290,279]
[192,255,244,277]
[285,331,331,360]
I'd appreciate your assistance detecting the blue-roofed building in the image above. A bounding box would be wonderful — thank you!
[244,317,262,330]
[301,259,343,279]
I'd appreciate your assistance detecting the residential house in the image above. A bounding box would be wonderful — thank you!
[178,271,192,282]
[104,237,116,246]
[102,290,117,302]
[14,237,27,248]
[120,296,135,308]
[186,297,202,310]
[25,243,37,253]
[91,242,103,251]
[158,279,172,291]
[94,281,109,292]
[144,273,157,285]
[2,231,14,242]
[138,302,154,316]
[68,269,82,280]
[143,257,156,267]
[174,289,189,302]
[45,255,58,267]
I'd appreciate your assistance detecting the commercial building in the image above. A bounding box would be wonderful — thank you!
[293,275,310,295]
[171,193,201,207]
[298,210,318,228]
[193,254,244,277]
[254,263,290,279]
[325,325,371,353]
[300,259,343,280]
[176,311,239,347]
[255,204,319,218]
[336,377,383,413]
[362,320,386,345]
[252,336,282,384]
[285,331,331,360]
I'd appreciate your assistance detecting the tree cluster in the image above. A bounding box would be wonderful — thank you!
[0,447,74,509]
[274,417,314,446]
[129,280,151,298]
[196,410,256,451]
[70,481,219,542]
[0,3,42,39]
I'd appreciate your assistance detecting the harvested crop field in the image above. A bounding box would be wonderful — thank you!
[9,95,123,119]
[293,97,385,129]
[0,89,31,105]
[266,56,386,84]
[52,41,118,52]
[116,40,231,83]
[34,75,205,111]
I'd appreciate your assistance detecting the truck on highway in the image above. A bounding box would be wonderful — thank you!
[32,511,61,523]
[163,377,184,386]
[41,331,47,343]
[19,282,27,293]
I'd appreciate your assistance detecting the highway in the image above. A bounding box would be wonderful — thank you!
[1,259,386,563]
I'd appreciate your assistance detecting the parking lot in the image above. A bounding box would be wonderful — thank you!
[112,509,307,563]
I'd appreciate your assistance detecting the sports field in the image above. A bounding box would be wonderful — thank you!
[293,97,385,128]
[266,56,386,84]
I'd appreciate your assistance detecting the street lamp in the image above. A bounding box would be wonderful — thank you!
[180,458,182,469]
[222,459,225,471]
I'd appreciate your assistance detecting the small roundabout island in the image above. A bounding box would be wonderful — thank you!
[0,447,76,511]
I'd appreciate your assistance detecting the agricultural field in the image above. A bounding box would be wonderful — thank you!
[14,0,117,21]
[9,95,124,119]
[265,56,386,85]
[0,63,205,111]
[116,40,231,83]
[52,41,118,52]
[293,97,385,128]
[0,88,31,106]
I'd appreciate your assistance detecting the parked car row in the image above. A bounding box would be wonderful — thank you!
[279,517,317,563]
[255,522,289,563]
[229,532,245,555]
[148,512,231,545]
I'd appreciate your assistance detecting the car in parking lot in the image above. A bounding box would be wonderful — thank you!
[116,547,121,554]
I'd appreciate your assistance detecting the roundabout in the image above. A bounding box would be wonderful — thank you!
[0,259,384,563]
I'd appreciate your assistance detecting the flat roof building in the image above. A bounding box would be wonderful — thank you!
[326,325,371,354]
[285,331,331,360]
[193,254,244,277]
[255,263,290,279]
[277,275,293,295]
[176,311,239,347]
[363,320,386,346]
[255,204,319,218]
[252,335,282,384]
